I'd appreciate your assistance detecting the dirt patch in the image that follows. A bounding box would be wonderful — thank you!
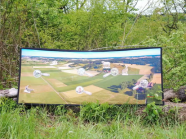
[61,85,104,98]
[151,73,161,84]
[33,66,57,68]
[125,64,153,75]
[47,79,67,87]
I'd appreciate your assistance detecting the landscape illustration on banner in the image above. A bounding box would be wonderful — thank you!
[18,48,163,105]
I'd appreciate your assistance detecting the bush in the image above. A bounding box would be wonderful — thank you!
[143,22,186,90]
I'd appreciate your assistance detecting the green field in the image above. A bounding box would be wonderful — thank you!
[42,70,143,93]
[56,78,103,92]
[93,75,142,91]
[21,66,143,93]
[19,91,65,104]
[21,66,35,72]
[128,67,140,74]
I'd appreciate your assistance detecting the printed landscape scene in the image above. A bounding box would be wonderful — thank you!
[18,48,163,105]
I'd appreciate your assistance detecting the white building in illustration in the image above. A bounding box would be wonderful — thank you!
[102,61,111,73]
[102,61,110,69]
[122,65,128,75]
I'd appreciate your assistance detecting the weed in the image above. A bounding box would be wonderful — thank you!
[171,98,181,103]
[143,102,164,124]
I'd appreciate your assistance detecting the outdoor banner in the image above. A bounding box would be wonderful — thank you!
[18,47,164,105]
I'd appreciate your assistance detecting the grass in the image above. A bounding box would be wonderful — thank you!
[0,99,185,139]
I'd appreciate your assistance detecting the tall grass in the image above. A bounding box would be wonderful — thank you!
[0,99,185,139]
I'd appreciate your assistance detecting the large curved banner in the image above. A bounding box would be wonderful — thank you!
[18,47,164,105]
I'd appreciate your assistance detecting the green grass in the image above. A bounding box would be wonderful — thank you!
[0,100,185,139]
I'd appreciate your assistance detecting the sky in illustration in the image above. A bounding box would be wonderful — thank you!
[22,48,161,58]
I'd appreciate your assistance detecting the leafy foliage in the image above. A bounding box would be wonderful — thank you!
[80,101,138,122]
[143,22,186,90]
[143,102,164,124]
[1,0,186,90]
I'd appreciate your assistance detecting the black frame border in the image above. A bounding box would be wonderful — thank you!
[17,47,164,106]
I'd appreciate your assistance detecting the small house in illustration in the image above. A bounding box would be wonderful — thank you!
[134,81,154,90]
[102,61,111,73]
[50,61,58,65]
[122,65,128,75]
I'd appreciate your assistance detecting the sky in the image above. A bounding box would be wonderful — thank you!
[22,48,161,58]
[135,0,161,14]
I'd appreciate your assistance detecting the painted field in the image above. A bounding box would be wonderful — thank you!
[137,75,149,82]
[19,91,66,104]
[62,88,115,104]
[21,66,34,72]
[19,76,67,104]
[61,69,78,74]
[47,79,67,88]
[43,72,88,85]
[64,73,103,85]
[125,64,153,75]
[151,73,162,84]
[58,67,71,69]
[18,64,148,105]
[61,85,104,99]
[21,72,33,77]
[93,75,143,92]
[128,67,140,74]
[61,86,145,105]
[55,78,103,92]
[38,69,62,73]
[105,93,145,104]
[22,61,47,66]
[33,66,57,68]
[20,76,46,85]
[111,63,139,75]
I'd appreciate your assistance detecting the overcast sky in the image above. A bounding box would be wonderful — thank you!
[135,0,162,14]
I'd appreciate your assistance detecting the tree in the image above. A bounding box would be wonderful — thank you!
[158,0,186,34]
